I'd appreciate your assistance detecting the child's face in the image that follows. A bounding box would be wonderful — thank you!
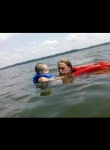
[41,65,49,74]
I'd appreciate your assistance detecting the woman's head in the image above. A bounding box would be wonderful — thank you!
[58,59,73,76]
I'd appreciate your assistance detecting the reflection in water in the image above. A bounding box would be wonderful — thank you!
[40,89,54,96]
[36,82,54,96]
[61,75,74,84]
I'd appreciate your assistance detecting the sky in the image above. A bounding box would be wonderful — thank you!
[0,33,110,68]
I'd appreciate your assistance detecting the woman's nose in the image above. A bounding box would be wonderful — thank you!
[59,69,63,72]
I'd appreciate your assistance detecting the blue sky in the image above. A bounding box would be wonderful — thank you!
[0,33,110,68]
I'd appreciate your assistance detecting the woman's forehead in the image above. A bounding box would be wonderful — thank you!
[58,62,67,66]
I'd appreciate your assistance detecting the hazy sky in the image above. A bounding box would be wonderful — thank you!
[0,33,110,68]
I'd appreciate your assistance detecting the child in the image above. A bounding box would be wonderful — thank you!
[33,63,54,83]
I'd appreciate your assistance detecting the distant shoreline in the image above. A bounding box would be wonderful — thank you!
[1,41,110,70]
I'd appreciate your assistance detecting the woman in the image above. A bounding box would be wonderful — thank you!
[58,59,110,77]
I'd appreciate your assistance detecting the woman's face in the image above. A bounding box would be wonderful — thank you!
[58,62,71,76]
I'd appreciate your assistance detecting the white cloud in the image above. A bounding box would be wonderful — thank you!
[65,33,77,41]
[41,40,58,47]
[65,33,85,41]
[65,33,105,42]
[64,33,110,50]
[0,33,21,41]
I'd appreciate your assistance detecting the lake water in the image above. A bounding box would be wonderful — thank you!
[0,43,110,117]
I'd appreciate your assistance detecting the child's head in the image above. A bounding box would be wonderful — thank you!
[35,63,49,74]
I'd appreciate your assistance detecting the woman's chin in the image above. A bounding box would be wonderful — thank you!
[60,74,65,76]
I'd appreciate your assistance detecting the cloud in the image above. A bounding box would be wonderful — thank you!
[65,33,85,41]
[41,40,58,47]
[65,33,105,42]
[0,33,21,41]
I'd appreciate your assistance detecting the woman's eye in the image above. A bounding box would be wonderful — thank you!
[59,67,65,70]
